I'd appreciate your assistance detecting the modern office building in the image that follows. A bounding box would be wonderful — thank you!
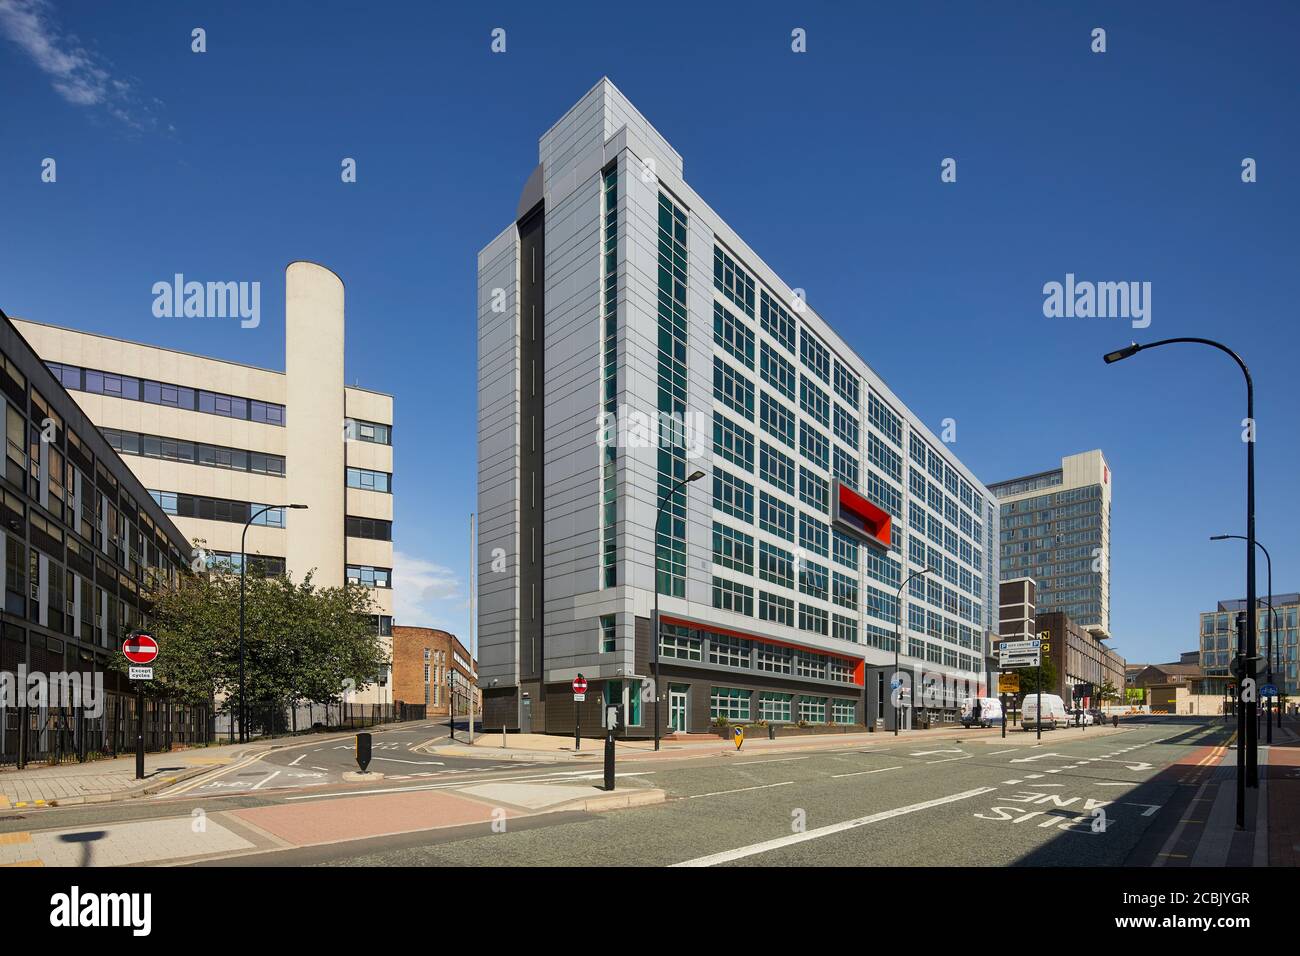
[997,578,1125,703]
[477,78,1000,736]
[10,262,396,703]
[1200,593,1299,696]
[1,310,198,763]
[391,625,479,717]
[989,450,1112,639]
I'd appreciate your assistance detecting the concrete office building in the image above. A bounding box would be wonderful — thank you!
[11,262,395,703]
[990,450,1112,639]
[477,79,1000,736]
[1,311,197,763]
[1200,594,1299,696]
[997,578,1124,703]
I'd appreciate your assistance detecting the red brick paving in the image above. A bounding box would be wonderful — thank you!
[232,789,515,847]
[1267,740,1300,866]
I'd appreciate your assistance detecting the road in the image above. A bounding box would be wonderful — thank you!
[0,717,1239,866]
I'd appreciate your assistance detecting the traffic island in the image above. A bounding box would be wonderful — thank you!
[342,771,385,783]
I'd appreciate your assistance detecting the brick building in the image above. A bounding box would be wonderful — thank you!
[391,626,479,717]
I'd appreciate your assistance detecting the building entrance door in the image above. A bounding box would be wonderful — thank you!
[669,685,688,733]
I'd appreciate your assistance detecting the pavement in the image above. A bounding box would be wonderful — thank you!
[0,719,433,809]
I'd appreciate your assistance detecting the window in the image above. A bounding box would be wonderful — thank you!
[346,467,392,493]
[799,603,829,636]
[867,547,900,588]
[797,695,828,723]
[714,247,756,316]
[710,632,752,667]
[759,692,793,722]
[832,446,859,489]
[795,649,828,679]
[346,516,393,541]
[868,433,902,483]
[833,361,860,409]
[759,290,796,353]
[833,404,859,450]
[870,392,904,449]
[759,592,794,627]
[800,422,829,471]
[799,467,828,513]
[867,471,902,519]
[799,559,828,600]
[346,565,392,587]
[831,698,857,724]
[868,585,900,625]
[799,377,829,427]
[759,341,796,400]
[713,469,754,522]
[346,418,392,445]
[759,393,795,449]
[710,686,751,721]
[713,357,754,420]
[712,577,754,616]
[758,541,794,589]
[713,302,754,369]
[759,492,795,541]
[800,329,830,383]
[832,614,858,644]
[659,622,702,661]
[832,530,859,572]
[832,570,858,611]
[799,511,829,558]
[759,443,795,495]
[600,614,616,653]
[712,522,754,575]
[713,413,754,471]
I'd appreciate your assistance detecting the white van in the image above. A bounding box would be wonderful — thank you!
[960,697,1003,728]
[1021,693,1068,730]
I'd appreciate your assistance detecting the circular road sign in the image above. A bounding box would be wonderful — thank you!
[572,675,587,694]
[123,633,159,665]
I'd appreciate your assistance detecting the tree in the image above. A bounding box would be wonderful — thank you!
[1096,678,1119,707]
[1014,655,1058,699]
[113,555,389,723]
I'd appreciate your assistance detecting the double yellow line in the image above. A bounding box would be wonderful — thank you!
[1180,731,1233,785]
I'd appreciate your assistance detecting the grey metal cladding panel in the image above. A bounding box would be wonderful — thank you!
[543,174,603,606]
[477,223,521,685]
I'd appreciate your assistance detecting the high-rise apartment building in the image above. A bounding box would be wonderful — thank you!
[10,262,395,703]
[477,79,1000,735]
[989,450,1112,639]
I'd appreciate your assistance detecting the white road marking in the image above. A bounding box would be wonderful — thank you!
[729,756,815,765]
[672,787,999,867]
[687,781,794,799]
[989,748,1020,755]
[832,766,902,779]
[288,754,306,767]
[250,771,282,791]
[371,757,446,766]
[311,766,330,772]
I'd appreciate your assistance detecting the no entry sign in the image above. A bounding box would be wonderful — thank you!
[123,633,159,665]
[572,675,587,695]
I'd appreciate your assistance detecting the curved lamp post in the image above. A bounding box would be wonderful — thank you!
[895,567,939,736]
[239,503,307,742]
[1105,338,1257,829]
[652,469,705,751]
[1212,534,1279,738]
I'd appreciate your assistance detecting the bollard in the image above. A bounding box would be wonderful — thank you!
[603,727,615,791]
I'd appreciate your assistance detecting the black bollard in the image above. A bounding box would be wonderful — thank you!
[603,727,615,791]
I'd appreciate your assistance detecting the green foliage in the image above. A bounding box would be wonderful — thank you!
[1014,655,1058,698]
[111,551,388,713]
[1096,679,1119,704]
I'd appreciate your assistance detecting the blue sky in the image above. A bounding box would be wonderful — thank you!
[0,1,1296,665]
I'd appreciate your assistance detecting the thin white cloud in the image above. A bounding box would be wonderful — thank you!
[392,551,468,635]
[0,0,158,129]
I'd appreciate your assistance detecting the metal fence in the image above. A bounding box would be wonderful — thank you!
[211,700,426,743]
[0,692,212,769]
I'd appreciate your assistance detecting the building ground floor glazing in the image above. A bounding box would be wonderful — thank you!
[480,613,990,737]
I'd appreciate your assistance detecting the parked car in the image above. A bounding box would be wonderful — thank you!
[1068,708,1095,726]
[1022,693,1068,730]
[960,697,1004,728]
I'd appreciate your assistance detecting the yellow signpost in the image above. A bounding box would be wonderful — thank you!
[733,727,744,750]
[998,673,1020,694]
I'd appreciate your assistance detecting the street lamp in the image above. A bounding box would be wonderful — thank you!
[895,567,939,736]
[1105,337,1257,826]
[238,503,307,743]
[1211,535,1279,737]
[653,469,705,751]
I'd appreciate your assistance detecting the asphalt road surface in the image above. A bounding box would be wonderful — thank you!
[0,717,1236,866]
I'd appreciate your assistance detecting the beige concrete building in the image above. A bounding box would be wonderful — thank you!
[10,261,395,703]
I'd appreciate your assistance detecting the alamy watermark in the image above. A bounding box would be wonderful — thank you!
[1042,273,1150,329]
[0,667,104,718]
[597,404,707,459]
[151,274,260,328]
